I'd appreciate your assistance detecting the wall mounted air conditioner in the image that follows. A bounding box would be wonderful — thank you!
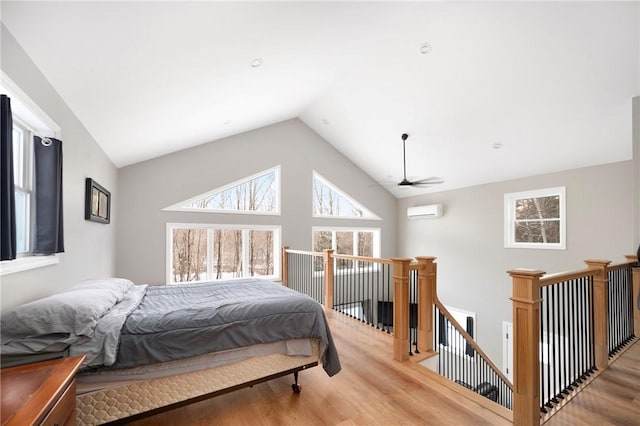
[407,204,443,219]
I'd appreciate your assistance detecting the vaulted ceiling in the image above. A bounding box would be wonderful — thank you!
[2,2,638,197]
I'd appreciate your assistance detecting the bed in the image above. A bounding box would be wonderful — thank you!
[1,278,341,425]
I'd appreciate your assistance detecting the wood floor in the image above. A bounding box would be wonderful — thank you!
[544,339,640,426]
[128,309,510,426]
[127,311,640,426]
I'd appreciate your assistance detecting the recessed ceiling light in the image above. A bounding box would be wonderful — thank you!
[250,58,263,68]
[493,143,503,149]
[420,43,431,54]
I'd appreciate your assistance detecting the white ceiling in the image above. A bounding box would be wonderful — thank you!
[2,2,638,197]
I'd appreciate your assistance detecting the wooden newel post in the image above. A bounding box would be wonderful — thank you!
[585,259,611,370]
[324,249,334,309]
[508,268,544,426]
[624,255,640,336]
[392,258,412,362]
[416,256,437,354]
[281,246,289,287]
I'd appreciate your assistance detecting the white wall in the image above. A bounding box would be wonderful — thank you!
[116,118,397,284]
[633,97,640,249]
[1,24,117,310]
[397,161,635,362]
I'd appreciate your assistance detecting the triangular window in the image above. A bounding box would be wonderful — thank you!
[164,166,280,215]
[312,171,380,219]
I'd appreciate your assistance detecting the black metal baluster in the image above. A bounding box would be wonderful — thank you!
[540,286,552,413]
[570,279,577,388]
[563,282,570,396]
[576,277,585,383]
[550,283,558,404]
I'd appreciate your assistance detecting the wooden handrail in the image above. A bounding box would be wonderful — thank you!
[609,258,638,271]
[433,297,513,391]
[284,246,639,426]
[331,253,393,264]
[285,249,323,257]
[539,268,594,287]
[509,256,640,425]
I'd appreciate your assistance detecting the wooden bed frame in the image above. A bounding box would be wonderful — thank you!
[76,340,321,425]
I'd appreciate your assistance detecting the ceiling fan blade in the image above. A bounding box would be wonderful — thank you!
[412,177,445,185]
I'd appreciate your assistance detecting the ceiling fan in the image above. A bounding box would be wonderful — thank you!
[396,133,444,187]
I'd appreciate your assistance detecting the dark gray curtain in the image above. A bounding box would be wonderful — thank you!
[33,136,64,255]
[1,94,17,261]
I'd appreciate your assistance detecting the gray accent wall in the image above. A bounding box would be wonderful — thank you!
[1,25,117,310]
[397,161,635,362]
[116,119,397,285]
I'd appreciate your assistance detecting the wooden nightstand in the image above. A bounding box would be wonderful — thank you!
[1,355,85,426]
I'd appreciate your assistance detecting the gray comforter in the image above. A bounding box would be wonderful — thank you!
[112,279,341,376]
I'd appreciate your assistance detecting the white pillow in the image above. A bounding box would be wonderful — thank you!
[1,278,134,339]
[72,278,133,296]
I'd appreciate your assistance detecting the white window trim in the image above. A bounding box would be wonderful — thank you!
[312,226,381,257]
[166,223,281,284]
[504,186,566,250]
[312,171,381,220]
[163,166,281,216]
[1,70,61,276]
[0,254,59,276]
[312,226,381,275]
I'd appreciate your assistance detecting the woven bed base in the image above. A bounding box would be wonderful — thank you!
[77,340,320,425]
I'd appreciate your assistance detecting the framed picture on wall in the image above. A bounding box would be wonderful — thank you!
[85,178,111,224]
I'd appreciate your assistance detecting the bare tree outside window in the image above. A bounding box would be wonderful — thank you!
[313,231,332,271]
[336,231,354,269]
[505,187,565,249]
[357,232,374,269]
[249,230,274,276]
[312,172,379,219]
[178,167,278,214]
[312,229,379,271]
[212,229,243,279]
[172,228,207,282]
[169,225,279,283]
[514,196,560,243]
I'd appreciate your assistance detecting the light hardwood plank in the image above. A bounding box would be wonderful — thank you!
[126,311,640,426]
[544,340,640,426]
[128,309,510,425]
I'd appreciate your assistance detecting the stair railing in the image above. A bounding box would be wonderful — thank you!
[508,255,639,426]
[282,248,513,414]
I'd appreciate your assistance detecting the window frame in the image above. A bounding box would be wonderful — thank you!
[312,226,381,273]
[504,186,566,250]
[312,171,381,220]
[166,223,281,284]
[163,166,281,216]
[0,71,61,276]
[12,119,34,254]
